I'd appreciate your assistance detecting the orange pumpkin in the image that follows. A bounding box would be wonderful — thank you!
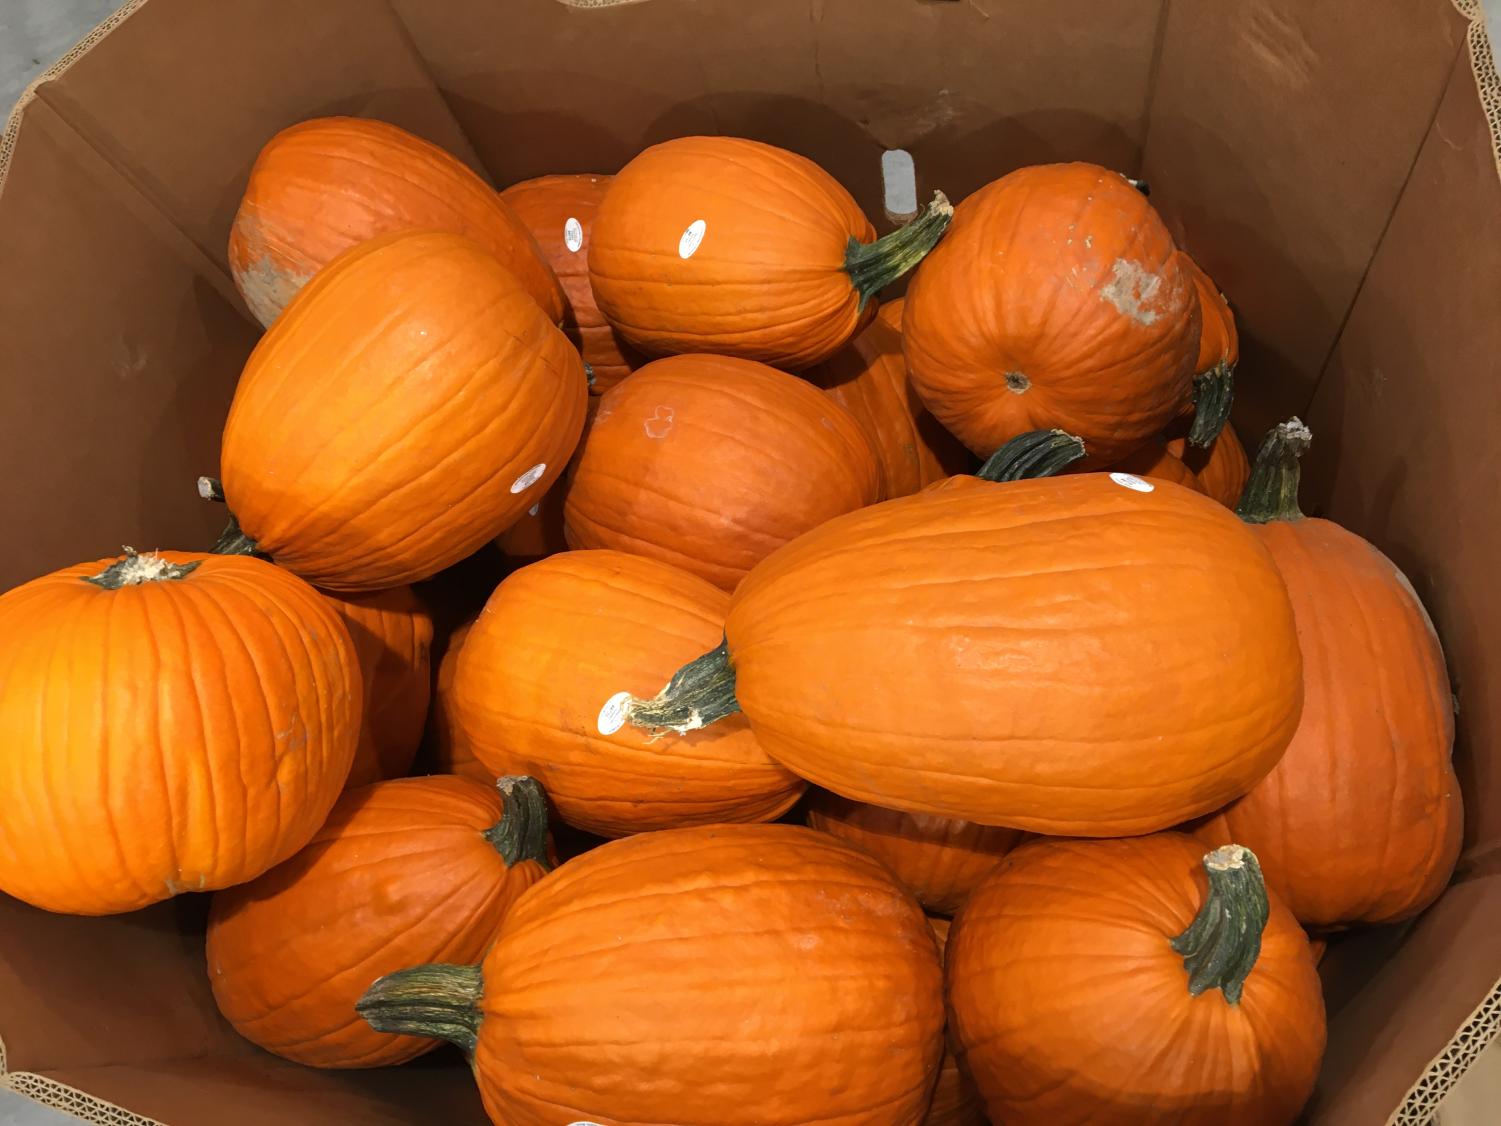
[1176,250,1239,444]
[428,618,493,784]
[1196,421,1462,927]
[924,916,987,1126]
[207,775,548,1068]
[495,398,599,564]
[564,354,882,591]
[904,163,1200,464]
[1167,422,1250,509]
[499,173,644,394]
[948,836,1325,1124]
[228,117,563,327]
[1107,438,1207,494]
[451,551,803,837]
[589,136,951,369]
[215,230,588,591]
[807,790,1020,914]
[359,824,944,1125]
[0,550,360,915]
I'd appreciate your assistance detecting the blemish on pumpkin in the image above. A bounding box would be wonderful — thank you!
[1084,234,1094,249]
[1100,258,1163,325]
[644,405,675,439]
[235,252,311,328]
[1005,371,1030,394]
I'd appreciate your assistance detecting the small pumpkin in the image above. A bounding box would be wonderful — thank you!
[564,354,882,591]
[589,136,952,369]
[948,836,1325,1124]
[207,775,549,1068]
[229,116,563,326]
[1167,421,1250,509]
[428,618,493,784]
[924,916,987,1126]
[358,824,945,1125]
[0,550,360,915]
[1107,438,1206,494]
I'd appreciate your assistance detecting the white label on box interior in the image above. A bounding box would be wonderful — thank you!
[510,463,547,494]
[564,217,584,253]
[597,691,632,736]
[1109,472,1155,493]
[679,219,707,259]
[881,148,918,220]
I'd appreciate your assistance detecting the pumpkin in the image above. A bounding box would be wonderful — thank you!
[924,916,986,1126]
[428,618,493,784]
[947,835,1325,1124]
[451,550,804,837]
[1176,250,1239,443]
[1167,421,1250,509]
[321,586,433,788]
[807,790,1020,914]
[228,116,563,327]
[499,173,644,394]
[358,823,945,1125]
[495,398,599,564]
[622,469,1303,835]
[1195,421,1462,927]
[805,296,973,498]
[588,136,951,369]
[0,550,360,915]
[207,774,549,1068]
[213,230,588,591]
[903,163,1201,464]
[563,354,882,591]
[1107,438,1206,494]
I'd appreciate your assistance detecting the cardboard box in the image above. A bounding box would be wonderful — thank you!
[0,0,1497,1121]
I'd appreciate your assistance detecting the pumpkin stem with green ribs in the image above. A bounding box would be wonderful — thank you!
[844,192,955,311]
[1171,843,1271,1004]
[198,475,266,558]
[1235,418,1311,523]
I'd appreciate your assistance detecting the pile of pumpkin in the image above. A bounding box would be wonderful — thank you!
[0,116,1462,1126]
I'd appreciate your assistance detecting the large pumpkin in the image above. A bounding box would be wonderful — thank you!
[228,117,563,327]
[359,824,944,1125]
[0,550,360,915]
[1196,422,1462,927]
[428,618,493,784]
[207,775,549,1068]
[451,550,804,837]
[499,173,644,394]
[924,917,986,1126]
[948,835,1325,1124]
[1168,422,1250,509]
[588,136,951,369]
[564,354,882,590]
[903,163,1200,464]
[214,230,588,591]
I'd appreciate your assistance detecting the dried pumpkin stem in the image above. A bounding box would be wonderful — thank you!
[975,429,1086,482]
[483,775,552,870]
[1126,177,1151,196]
[197,476,226,502]
[622,638,741,736]
[83,547,200,589]
[1170,844,1270,1005]
[1236,418,1311,524]
[356,962,484,1054]
[844,191,954,310]
[1187,364,1235,448]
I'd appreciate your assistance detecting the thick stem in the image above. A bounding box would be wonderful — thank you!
[1236,418,1311,524]
[1187,364,1235,448]
[211,512,264,558]
[356,963,484,1054]
[1170,844,1270,1005]
[975,429,1086,482]
[83,548,200,589]
[482,776,552,870]
[620,638,740,737]
[844,192,954,310]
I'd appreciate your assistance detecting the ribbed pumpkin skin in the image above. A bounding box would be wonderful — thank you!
[923,917,986,1126]
[1179,251,1239,377]
[220,230,588,591]
[564,355,881,590]
[904,164,1198,463]
[452,551,803,836]
[0,553,360,915]
[496,398,599,563]
[320,587,434,788]
[228,117,563,326]
[429,619,494,783]
[808,791,1020,914]
[948,834,1324,1125]
[589,136,878,369]
[471,824,944,1125]
[207,776,545,1067]
[499,173,643,393]
[727,476,1303,834]
[1168,425,1250,509]
[1107,440,1206,494]
[1197,519,1462,927]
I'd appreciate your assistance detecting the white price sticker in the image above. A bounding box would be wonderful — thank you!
[563,217,584,253]
[1108,472,1155,493]
[597,691,632,736]
[678,219,707,259]
[510,463,547,494]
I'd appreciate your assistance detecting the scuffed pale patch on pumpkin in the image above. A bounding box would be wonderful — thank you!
[643,405,675,439]
[1100,258,1164,325]
[235,252,311,328]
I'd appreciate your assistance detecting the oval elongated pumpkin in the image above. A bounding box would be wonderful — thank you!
[1168,422,1250,509]
[229,116,563,326]
[359,824,944,1125]
[948,835,1325,1124]
[499,173,644,393]
[207,775,549,1068]
[589,136,951,369]
[924,917,986,1126]
[0,550,360,915]
[564,355,882,591]
[451,551,803,837]
[904,163,1200,464]
[428,618,493,784]
[1196,422,1462,927]
[216,230,588,591]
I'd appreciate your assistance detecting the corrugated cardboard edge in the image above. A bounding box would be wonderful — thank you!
[1390,979,1501,1124]
[0,1035,164,1126]
[1455,0,1501,177]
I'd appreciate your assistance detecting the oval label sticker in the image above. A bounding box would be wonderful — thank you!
[678,219,707,259]
[597,691,632,736]
[510,463,547,494]
[1108,472,1155,493]
[563,217,584,253]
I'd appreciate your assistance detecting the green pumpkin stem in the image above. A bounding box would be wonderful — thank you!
[1187,364,1235,448]
[356,963,484,1054]
[83,547,200,589]
[621,638,740,736]
[975,430,1086,482]
[1170,844,1270,1005]
[1236,418,1311,524]
[199,476,267,557]
[483,776,552,870]
[844,192,954,311]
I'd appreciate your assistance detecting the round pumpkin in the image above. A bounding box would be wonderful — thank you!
[1168,422,1250,509]
[903,163,1200,464]
[1196,421,1462,927]
[358,823,944,1125]
[207,774,549,1068]
[1106,438,1206,494]
[0,550,360,915]
[216,230,588,591]
[499,173,644,394]
[451,550,804,837]
[924,916,986,1126]
[948,835,1324,1124]
[428,618,493,784]
[228,116,563,327]
[588,136,951,369]
[564,354,882,591]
